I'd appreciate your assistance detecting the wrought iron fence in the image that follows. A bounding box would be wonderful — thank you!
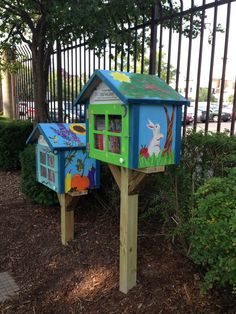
[14,0,236,135]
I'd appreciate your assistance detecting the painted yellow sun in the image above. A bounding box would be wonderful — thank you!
[69,124,86,134]
[111,72,131,83]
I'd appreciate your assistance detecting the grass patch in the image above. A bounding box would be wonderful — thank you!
[138,150,175,168]
[0,117,13,125]
[0,117,28,126]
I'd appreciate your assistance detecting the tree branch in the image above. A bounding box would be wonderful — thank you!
[16,28,32,47]
[170,107,174,124]
[43,42,53,69]
[164,105,170,124]
[0,0,35,32]
[3,24,16,42]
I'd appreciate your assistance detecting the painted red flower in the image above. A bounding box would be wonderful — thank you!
[140,145,149,159]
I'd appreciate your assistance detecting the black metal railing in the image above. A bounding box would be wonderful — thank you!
[14,0,236,135]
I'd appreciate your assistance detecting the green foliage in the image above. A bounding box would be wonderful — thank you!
[48,71,87,101]
[0,0,205,121]
[0,44,22,75]
[143,131,236,221]
[0,119,33,170]
[199,87,217,102]
[190,170,236,292]
[20,145,58,206]
[117,52,176,83]
[228,94,234,104]
[140,131,236,292]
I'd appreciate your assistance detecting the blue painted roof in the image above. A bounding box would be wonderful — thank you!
[75,70,190,106]
[27,123,86,151]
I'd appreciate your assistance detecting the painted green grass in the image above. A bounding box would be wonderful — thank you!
[138,150,175,168]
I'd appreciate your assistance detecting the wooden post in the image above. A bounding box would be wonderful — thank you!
[1,48,15,119]
[108,164,159,294]
[58,194,74,245]
[119,167,138,294]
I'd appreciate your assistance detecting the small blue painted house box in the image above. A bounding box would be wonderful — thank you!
[75,70,189,169]
[27,123,100,193]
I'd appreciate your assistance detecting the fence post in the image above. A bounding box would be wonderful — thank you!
[149,4,158,75]
[57,41,63,122]
[0,78,3,114]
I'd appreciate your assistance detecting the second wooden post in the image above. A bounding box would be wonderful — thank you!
[58,193,74,245]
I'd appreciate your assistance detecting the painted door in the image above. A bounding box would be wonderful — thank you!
[88,103,129,167]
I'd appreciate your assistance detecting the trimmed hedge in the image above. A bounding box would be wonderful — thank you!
[0,118,33,171]
[20,145,58,206]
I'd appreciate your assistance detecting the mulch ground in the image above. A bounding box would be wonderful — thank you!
[0,171,235,314]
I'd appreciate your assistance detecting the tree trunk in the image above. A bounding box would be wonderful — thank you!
[31,35,53,122]
[162,105,174,156]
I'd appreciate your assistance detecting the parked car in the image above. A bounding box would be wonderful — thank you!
[222,104,233,119]
[26,106,36,119]
[18,101,35,119]
[195,109,204,123]
[184,113,194,125]
[182,107,194,125]
[48,101,85,122]
[18,102,28,117]
[49,108,85,123]
[200,110,231,122]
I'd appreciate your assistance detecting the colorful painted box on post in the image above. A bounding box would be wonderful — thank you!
[75,70,189,169]
[27,123,100,193]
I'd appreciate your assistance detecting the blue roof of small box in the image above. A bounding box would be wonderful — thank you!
[27,123,86,151]
[75,70,190,106]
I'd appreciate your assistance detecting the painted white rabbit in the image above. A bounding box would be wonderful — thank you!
[146,119,164,156]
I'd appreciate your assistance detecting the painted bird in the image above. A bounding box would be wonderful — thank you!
[76,159,84,172]
[49,136,58,144]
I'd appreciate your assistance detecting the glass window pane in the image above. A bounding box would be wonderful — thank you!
[40,151,46,165]
[94,134,105,150]
[108,136,121,154]
[108,115,122,133]
[40,166,47,178]
[94,114,105,131]
[48,169,55,183]
[48,154,55,168]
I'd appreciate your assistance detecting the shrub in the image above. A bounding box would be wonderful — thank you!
[190,170,236,292]
[0,118,33,170]
[140,131,236,250]
[139,131,236,292]
[20,145,58,206]
[144,131,236,224]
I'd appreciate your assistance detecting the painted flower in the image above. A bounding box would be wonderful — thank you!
[50,123,81,145]
[140,145,149,159]
[144,83,169,94]
[69,123,86,135]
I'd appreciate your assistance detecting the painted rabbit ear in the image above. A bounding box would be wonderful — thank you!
[148,119,154,126]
